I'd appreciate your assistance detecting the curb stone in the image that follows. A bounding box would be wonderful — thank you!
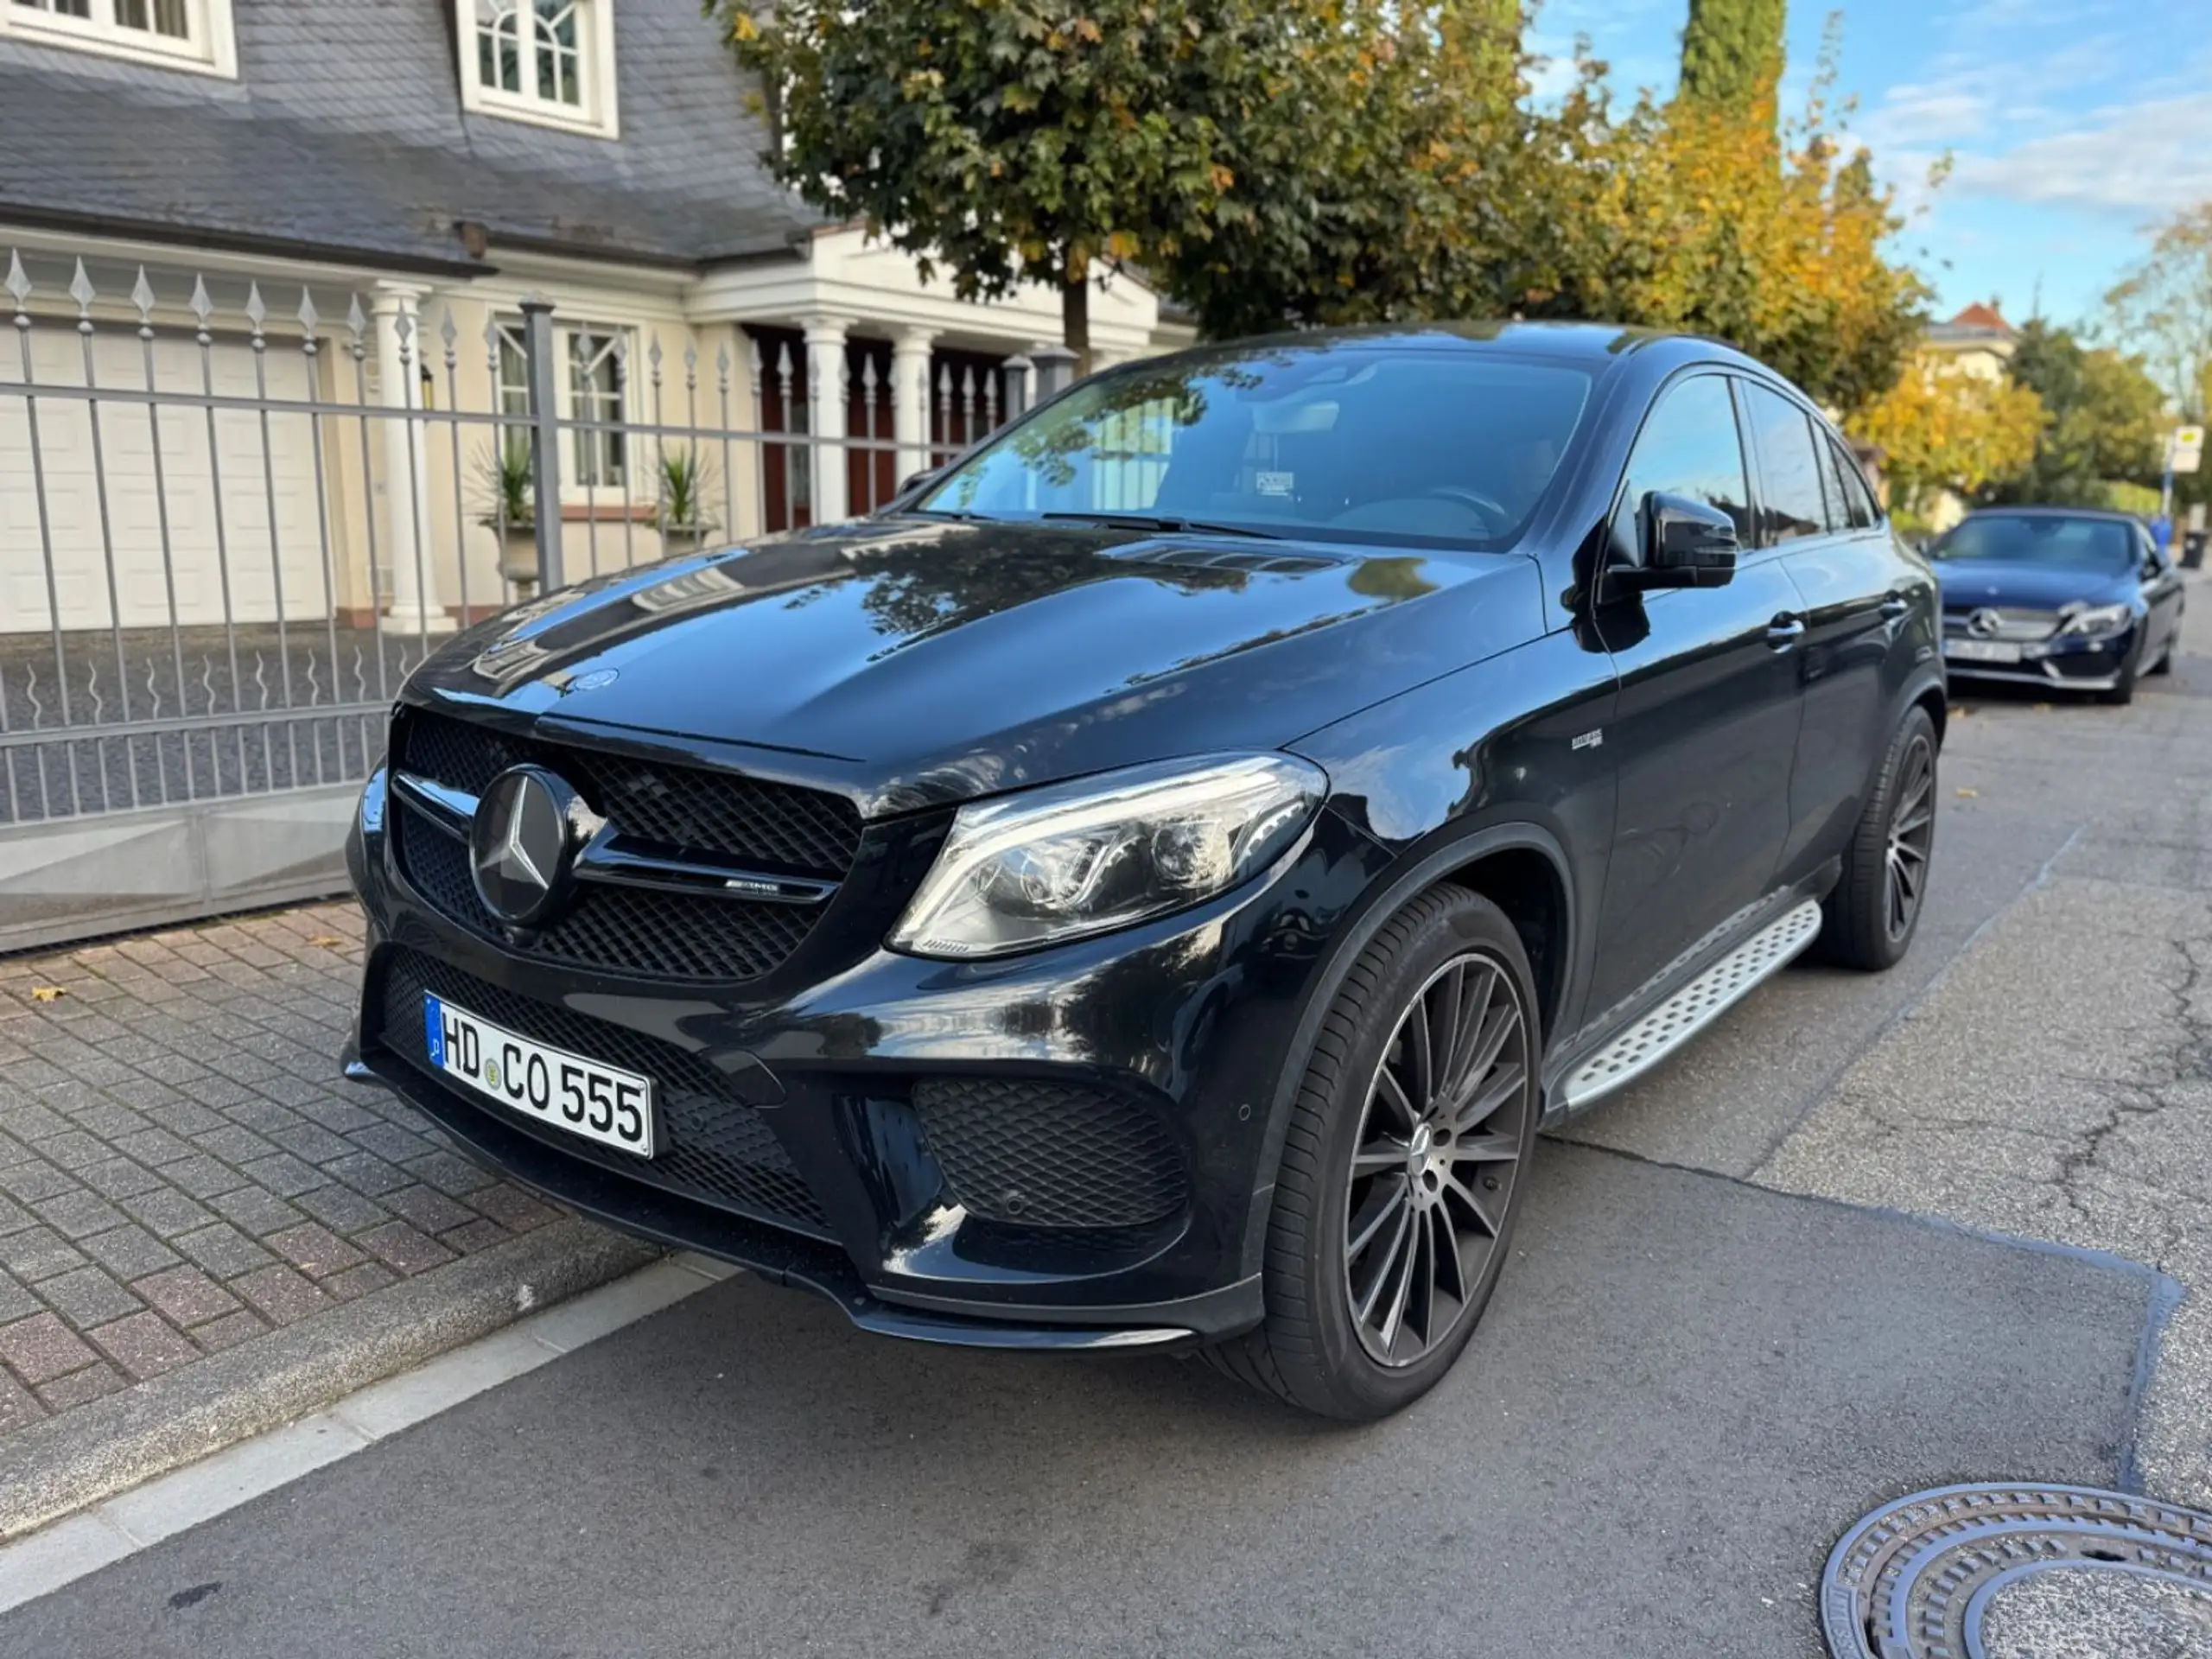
[0,1217,656,1541]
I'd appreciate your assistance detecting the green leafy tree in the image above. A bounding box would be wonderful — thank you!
[2105,201,2212,517]
[718,0,1326,371]
[2105,203,2212,422]
[1985,322,2165,506]
[1678,0,1786,111]
[1159,1,1541,337]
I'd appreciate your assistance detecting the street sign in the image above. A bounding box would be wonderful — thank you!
[2171,424,2205,475]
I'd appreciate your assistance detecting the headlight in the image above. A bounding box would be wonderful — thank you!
[2059,602,2133,637]
[888,753,1327,960]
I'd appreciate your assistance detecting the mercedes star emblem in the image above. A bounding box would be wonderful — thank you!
[1967,607,2004,638]
[469,766,580,927]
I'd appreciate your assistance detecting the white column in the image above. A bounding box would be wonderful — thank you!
[371,281,453,633]
[890,326,938,482]
[803,315,850,524]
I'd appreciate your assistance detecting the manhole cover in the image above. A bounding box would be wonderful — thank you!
[1821,1484,2212,1658]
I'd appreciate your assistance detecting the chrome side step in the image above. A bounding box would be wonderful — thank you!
[1558,899,1824,1111]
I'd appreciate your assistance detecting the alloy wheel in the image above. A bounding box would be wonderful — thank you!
[1885,733,1936,942]
[1341,950,1532,1368]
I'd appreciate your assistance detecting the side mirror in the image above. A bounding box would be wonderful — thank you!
[899,468,941,498]
[1615,491,1738,590]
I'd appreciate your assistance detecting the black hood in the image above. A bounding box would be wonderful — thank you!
[402,518,1542,815]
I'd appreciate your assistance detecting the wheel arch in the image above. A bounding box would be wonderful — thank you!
[1239,822,1575,1280]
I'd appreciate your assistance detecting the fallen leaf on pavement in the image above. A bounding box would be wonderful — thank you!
[2033,702,2052,712]
[1955,787,1979,798]
[306,936,344,948]
[29,986,66,1002]
[1948,706,1968,718]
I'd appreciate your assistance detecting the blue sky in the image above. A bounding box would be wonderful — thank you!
[1525,0,2212,331]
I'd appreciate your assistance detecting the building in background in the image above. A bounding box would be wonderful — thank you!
[1922,301,2018,385]
[0,0,1191,639]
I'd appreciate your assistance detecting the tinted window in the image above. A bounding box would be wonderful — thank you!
[918,347,1593,548]
[1930,514,2137,572]
[1815,439,1866,532]
[1831,442,1879,528]
[1616,375,1751,545]
[1742,384,1827,545]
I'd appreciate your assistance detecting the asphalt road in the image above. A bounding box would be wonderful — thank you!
[7,575,2210,1657]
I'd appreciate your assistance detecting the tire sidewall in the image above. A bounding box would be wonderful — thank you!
[1292,893,1541,1417]
[1870,706,1939,967]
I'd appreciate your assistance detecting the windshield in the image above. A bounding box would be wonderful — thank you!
[912,346,1593,549]
[1932,514,2139,572]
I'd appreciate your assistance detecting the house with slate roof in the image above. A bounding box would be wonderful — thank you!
[0,0,1187,633]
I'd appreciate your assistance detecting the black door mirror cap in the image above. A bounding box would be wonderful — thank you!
[1612,490,1740,590]
[899,468,942,499]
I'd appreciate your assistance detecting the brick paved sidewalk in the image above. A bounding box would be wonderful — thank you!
[0,902,646,1484]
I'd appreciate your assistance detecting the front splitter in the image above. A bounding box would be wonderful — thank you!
[343,1046,1198,1355]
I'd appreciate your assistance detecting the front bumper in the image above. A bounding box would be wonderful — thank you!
[1941,623,2138,691]
[346,779,1389,1349]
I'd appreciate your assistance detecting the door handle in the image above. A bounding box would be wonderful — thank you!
[1766,614,1807,649]
[1879,595,1910,620]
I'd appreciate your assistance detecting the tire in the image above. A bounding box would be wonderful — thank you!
[1201,887,1541,1420]
[1818,706,1936,971]
[2098,658,2139,704]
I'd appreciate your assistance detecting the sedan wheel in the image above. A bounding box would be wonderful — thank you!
[1343,951,1529,1367]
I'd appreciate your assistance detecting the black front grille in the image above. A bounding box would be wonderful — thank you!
[391,709,860,982]
[912,1077,1188,1230]
[375,947,832,1237]
[396,812,817,982]
[401,710,861,877]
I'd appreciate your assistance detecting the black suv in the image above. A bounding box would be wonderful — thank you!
[344,323,1943,1419]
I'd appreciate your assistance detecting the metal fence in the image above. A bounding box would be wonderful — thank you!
[0,243,1068,946]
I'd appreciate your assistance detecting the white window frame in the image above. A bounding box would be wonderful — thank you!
[493,319,637,506]
[0,0,237,76]
[457,0,620,139]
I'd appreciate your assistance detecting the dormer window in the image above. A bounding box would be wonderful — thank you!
[0,0,238,74]
[459,0,619,137]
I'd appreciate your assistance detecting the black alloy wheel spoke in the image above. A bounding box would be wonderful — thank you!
[1342,949,1532,1368]
[1883,734,1936,943]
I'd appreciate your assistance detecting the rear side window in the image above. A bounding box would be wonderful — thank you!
[1828,441,1879,528]
[1616,375,1753,547]
[1742,384,1827,545]
[1815,439,1866,531]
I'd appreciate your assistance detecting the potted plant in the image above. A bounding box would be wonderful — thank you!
[472,439,542,594]
[653,447,719,549]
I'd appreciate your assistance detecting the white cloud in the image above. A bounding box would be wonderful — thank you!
[1952,90,2212,215]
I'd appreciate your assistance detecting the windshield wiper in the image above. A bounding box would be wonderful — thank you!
[1039,512,1281,541]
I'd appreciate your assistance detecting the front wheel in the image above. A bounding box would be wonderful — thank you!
[1202,887,1541,1420]
[1819,706,1937,971]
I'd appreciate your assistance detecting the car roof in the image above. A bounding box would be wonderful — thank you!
[1158,320,1753,371]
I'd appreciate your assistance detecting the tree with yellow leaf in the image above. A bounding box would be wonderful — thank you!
[1529,29,1929,412]
[1846,359,2046,524]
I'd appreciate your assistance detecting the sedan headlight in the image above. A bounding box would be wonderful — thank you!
[888,754,1327,960]
[2058,602,2133,637]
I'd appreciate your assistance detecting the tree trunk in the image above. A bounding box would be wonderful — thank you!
[1062,272,1092,378]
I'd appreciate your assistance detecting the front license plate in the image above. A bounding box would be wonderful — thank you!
[424,995,656,1158]
[1945,639,2023,664]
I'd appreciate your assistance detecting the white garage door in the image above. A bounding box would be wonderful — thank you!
[1,330,328,631]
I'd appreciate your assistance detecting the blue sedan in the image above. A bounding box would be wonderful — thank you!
[1931,508,2186,703]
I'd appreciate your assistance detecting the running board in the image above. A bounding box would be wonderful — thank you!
[1557,899,1824,1111]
